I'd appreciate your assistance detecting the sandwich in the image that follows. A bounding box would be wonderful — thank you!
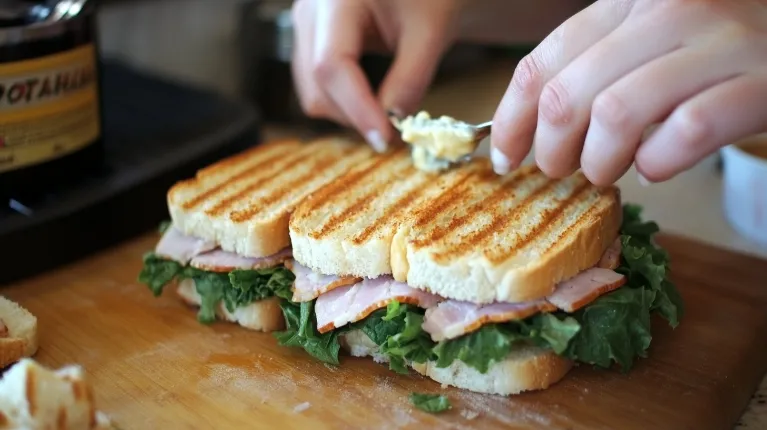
[137,136,683,396]
[282,148,684,395]
[137,138,374,330]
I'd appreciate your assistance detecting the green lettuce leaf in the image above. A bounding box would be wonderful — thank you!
[409,393,451,413]
[226,268,295,312]
[137,253,295,324]
[433,314,580,374]
[353,302,436,374]
[273,301,349,365]
[357,302,409,346]
[562,287,654,369]
[379,311,436,374]
[186,269,229,324]
[138,252,183,296]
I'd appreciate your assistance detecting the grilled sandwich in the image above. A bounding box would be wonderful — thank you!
[138,138,375,330]
[283,148,683,395]
[137,136,683,397]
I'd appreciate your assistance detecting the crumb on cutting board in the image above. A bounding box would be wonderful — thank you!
[293,402,311,413]
[461,410,479,420]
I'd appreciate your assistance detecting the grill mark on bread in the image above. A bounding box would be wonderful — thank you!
[204,146,320,217]
[412,166,543,248]
[485,177,594,264]
[310,161,416,240]
[298,149,406,215]
[350,173,431,244]
[540,194,601,257]
[409,168,484,229]
[181,145,296,210]
[434,173,577,261]
[57,406,67,430]
[25,365,36,416]
[229,148,359,222]
[70,376,86,401]
[195,140,290,179]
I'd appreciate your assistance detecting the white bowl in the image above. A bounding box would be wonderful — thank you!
[721,134,767,246]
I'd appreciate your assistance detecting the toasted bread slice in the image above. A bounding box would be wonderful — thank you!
[0,358,112,429]
[339,329,572,395]
[176,280,284,331]
[0,297,38,369]
[290,151,621,303]
[168,138,374,258]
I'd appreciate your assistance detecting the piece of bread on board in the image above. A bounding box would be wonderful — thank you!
[0,297,38,369]
[0,358,112,429]
[339,329,572,395]
[290,151,622,303]
[176,279,284,331]
[168,138,374,258]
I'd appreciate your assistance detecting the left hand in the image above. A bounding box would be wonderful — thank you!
[490,0,767,185]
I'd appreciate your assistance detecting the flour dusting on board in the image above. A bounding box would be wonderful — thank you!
[456,391,554,427]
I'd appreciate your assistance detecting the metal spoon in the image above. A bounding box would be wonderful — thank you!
[387,110,492,164]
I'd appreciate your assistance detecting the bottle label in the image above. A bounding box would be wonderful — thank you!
[0,43,100,173]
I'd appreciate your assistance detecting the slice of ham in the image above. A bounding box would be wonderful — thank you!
[287,260,361,302]
[315,276,442,334]
[597,238,622,270]
[190,247,293,272]
[422,300,555,342]
[546,267,626,312]
[422,264,626,342]
[155,227,217,265]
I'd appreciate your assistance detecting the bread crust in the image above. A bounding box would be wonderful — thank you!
[176,280,284,332]
[340,329,572,395]
[410,348,573,395]
[0,297,38,369]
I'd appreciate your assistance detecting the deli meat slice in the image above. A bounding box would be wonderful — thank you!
[155,227,217,265]
[597,238,622,270]
[422,268,626,341]
[315,276,442,333]
[422,300,555,341]
[190,248,293,272]
[546,267,626,312]
[287,260,361,302]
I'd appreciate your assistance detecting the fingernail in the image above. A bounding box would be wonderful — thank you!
[491,146,512,175]
[365,130,388,153]
[637,173,652,187]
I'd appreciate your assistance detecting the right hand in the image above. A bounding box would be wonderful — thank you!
[291,0,463,152]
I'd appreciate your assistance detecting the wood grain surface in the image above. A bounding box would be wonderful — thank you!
[1,232,765,430]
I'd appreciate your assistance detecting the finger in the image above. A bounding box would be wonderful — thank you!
[291,0,347,125]
[580,41,747,185]
[635,73,767,182]
[313,1,391,152]
[490,0,632,175]
[534,12,683,179]
[377,20,453,115]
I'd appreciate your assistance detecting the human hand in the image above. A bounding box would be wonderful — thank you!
[490,0,767,185]
[291,0,462,152]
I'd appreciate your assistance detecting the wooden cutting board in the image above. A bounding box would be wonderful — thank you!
[2,232,766,430]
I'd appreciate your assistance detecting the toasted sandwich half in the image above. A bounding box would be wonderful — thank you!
[138,138,374,330]
[282,148,684,395]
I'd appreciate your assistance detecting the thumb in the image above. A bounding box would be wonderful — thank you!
[378,27,448,115]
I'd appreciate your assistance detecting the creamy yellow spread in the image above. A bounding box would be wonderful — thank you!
[397,111,476,172]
